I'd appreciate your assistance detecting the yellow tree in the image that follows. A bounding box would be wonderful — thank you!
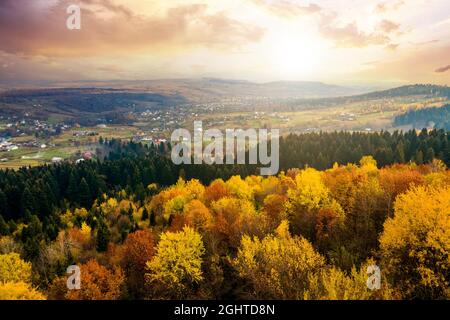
[0,282,46,300]
[232,221,326,299]
[225,176,254,201]
[323,159,385,267]
[145,227,205,299]
[149,178,205,223]
[0,252,32,283]
[284,168,344,244]
[304,258,395,300]
[380,185,450,299]
[0,252,46,300]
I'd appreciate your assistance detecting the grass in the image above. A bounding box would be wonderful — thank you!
[0,125,137,170]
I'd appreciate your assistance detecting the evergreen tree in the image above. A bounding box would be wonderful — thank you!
[425,147,435,163]
[96,221,110,252]
[415,150,424,165]
[0,216,9,236]
[78,178,91,209]
[0,190,7,217]
[142,208,149,221]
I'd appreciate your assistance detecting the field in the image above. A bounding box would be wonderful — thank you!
[0,125,137,169]
[178,95,449,133]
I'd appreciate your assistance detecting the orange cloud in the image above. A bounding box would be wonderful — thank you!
[318,14,402,48]
[435,65,450,73]
[358,44,450,84]
[319,20,389,48]
[0,0,265,57]
[378,19,400,33]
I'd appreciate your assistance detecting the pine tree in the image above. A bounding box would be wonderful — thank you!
[415,150,424,165]
[0,216,9,235]
[0,190,7,217]
[142,208,149,221]
[394,143,405,163]
[96,221,110,252]
[149,212,156,227]
[78,178,91,209]
[21,186,36,217]
[66,172,79,204]
[425,147,435,163]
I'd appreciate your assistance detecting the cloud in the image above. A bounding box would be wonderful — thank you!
[358,44,450,84]
[378,20,400,33]
[374,1,405,14]
[318,18,389,48]
[0,0,265,57]
[318,14,401,48]
[386,43,399,51]
[410,39,440,46]
[435,65,450,73]
[251,0,321,17]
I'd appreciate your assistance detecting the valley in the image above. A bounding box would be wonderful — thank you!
[0,82,449,169]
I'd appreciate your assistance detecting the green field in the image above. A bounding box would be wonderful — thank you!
[0,125,138,169]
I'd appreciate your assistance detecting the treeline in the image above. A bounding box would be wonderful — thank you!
[0,129,448,226]
[0,139,257,227]
[280,129,449,170]
[394,104,450,130]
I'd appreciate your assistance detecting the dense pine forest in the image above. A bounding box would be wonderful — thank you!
[0,129,449,300]
[394,104,450,130]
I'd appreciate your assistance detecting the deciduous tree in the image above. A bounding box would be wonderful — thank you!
[145,227,205,299]
[380,186,450,299]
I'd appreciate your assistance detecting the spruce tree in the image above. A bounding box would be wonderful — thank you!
[96,221,110,252]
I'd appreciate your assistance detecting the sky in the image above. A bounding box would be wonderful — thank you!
[0,0,449,86]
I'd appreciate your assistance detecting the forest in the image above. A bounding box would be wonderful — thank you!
[394,104,450,130]
[0,129,449,300]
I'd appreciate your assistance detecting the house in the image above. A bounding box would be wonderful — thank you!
[0,141,18,152]
[51,157,63,164]
[82,151,93,160]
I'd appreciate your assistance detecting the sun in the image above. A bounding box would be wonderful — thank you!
[262,28,321,79]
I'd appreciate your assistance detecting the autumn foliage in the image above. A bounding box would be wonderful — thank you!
[0,156,449,300]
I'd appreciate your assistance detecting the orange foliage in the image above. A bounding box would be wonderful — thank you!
[170,200,213,232]
[379,165,424,214]
[211,197,259,249]
[262,194,287,227]
[315,207,342,249]
[204,179,230,205]
[120,230,155,298]
[65,260,125,300]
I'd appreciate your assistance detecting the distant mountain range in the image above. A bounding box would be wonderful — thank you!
[0,78,379,100]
